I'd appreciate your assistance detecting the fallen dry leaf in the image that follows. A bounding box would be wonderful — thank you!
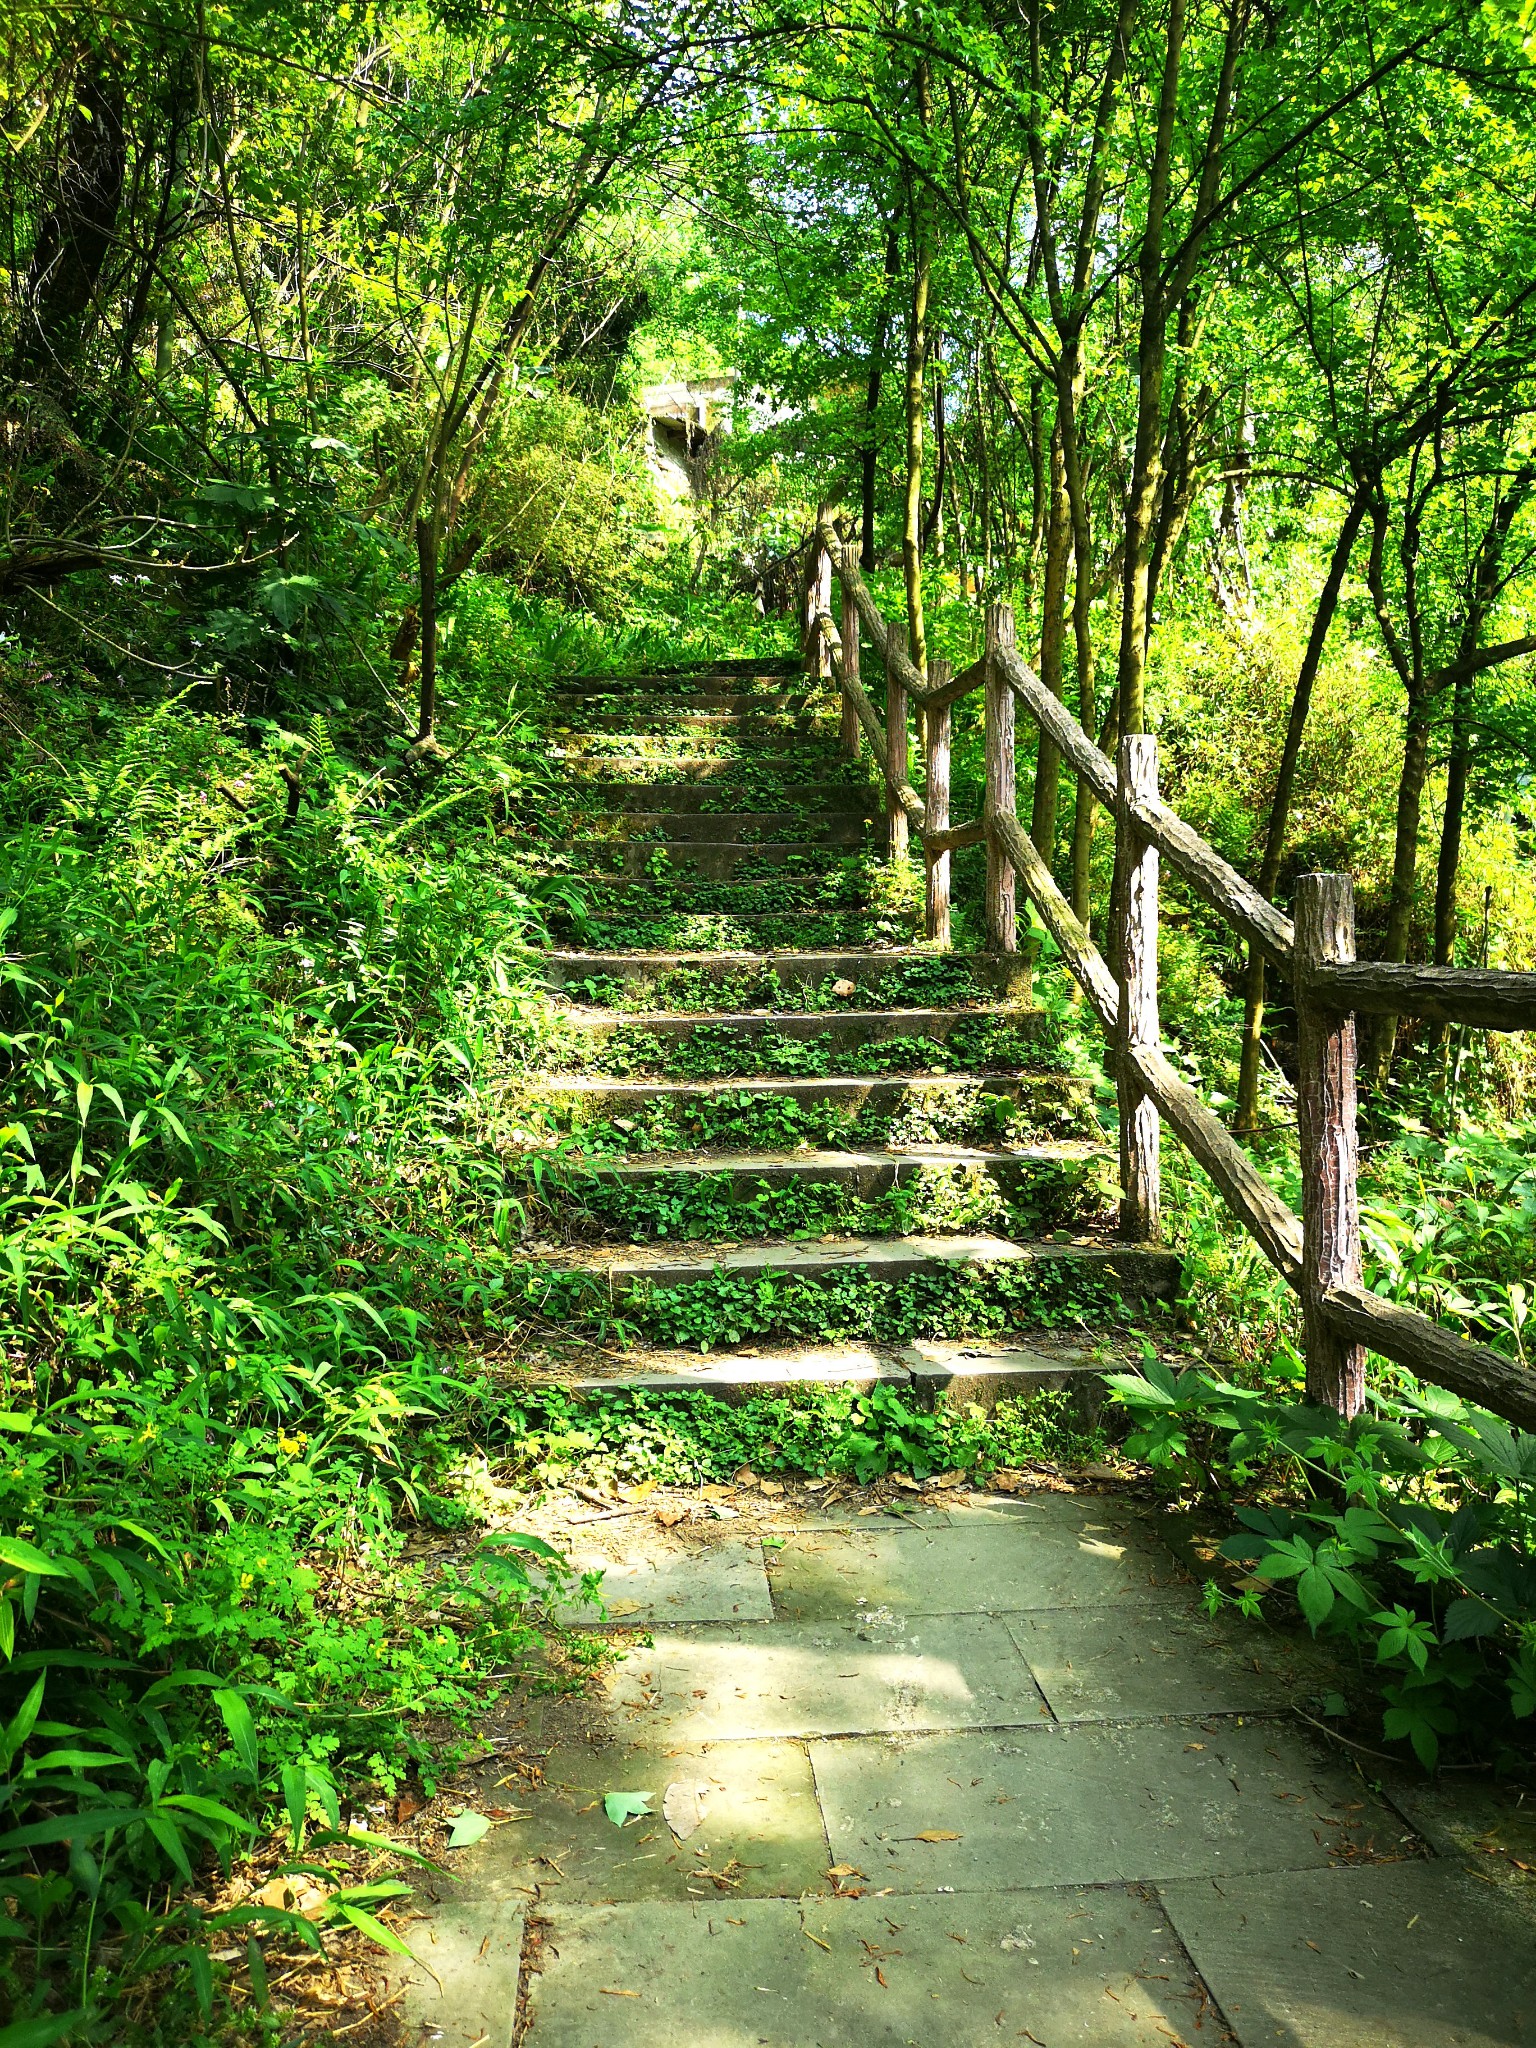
[663,1779,710,1841]
[654,1506,687,1528]
[913,1830,962,1842]
[832,977,857,996]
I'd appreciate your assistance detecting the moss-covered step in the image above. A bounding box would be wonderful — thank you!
[551,1139,1105,1193]
[533,1012,1061,1084]
[549,757,872,788]
[523,1232,1179,1303]
[513,1072,1094,1152]
[544,877,877,916]
[553,708,840,736]
[551,688,828,716]
[540,948,1035,1001]
[560,810,883,846]
[552,779,877,815]
[550,732,841,760]
[553,913,911,951]
[560,841,877,880]
[541,1005,1049,1056]
[536,1144,1113,1242]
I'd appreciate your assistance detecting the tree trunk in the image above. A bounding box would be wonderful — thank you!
[902,73,934,679]
[16,66,126,381]
[1032,421,1072,858]
[922,338,948,558]
[415,514,440,744]
[861,221,901,571]
[1115,0,1185,737]
[1235,487,1370,1133]
[1433,666,1471,968]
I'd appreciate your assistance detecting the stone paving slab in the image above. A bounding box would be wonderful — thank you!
[811,1721,1410,1891]
[382,1899,522,2048]
[557,1536,772,1626]
[524,1888,1210,2047]
[442,1737,829,1906]
[770,1499,1183,1619]
[1161,1860,1536,2046]
[1008,1599,1327,1721]
[597,1615,1051,1741]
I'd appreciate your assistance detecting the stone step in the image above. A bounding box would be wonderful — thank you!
[551,757,868,785]
[520,1069,1088,1126]
[547,877,874,911]
[565,841,872,880]
[555,710,839,737]
[559,913,898,950]
[553,689,825,716]
[546,1005,1046,1053]
[554,780,877,814]
[536,1232,1179,1300]
[542,949,1034,999]
[551,732,835,758]
[562,811,882,846]
[555,674,805,701]
[547,1140,1106,1196]
[536,1334,1109,1409]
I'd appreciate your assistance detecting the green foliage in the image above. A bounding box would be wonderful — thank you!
[1111,1351,1536,1771]
[0,672,604,2030]
[499,1381,1107,1493]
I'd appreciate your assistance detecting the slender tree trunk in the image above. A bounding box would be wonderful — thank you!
[1433,667,1471,967]
[923,334,948,560]
[861,221,901,571]
[1032,422,1072,856]
[414,514,440,744]
[1115,0,1185,737]
[1234,486,1370,1132]
[902,73,934,678]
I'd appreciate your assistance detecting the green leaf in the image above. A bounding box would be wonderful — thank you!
[159,1792,257,1833]
[603,1791,653,1827]
[0,1539,67,1578]
[144,1811,194,1884]
[187,1943,214,2018]
[0,2014,88,2048]
[334,1903,415,1958]
[1441,1597,1501,1642]
[447,1811,491,1849]
[0,1806,147,1850]
[213,1688,259,1775]
[1295,1566,1337,1629]
[1,1675,45,1767]
[282,1763,309,1848]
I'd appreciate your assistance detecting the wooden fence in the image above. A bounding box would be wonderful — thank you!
[800,514,1536,1431]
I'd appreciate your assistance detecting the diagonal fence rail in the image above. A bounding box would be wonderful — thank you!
[800,513,1536,1431]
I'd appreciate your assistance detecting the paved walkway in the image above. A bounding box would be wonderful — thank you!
[394,1492,1535,2047]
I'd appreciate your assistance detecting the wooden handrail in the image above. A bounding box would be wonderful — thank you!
[991,642,1296,972]
[1309,962,1536,1033]
[802,514,1536,1435]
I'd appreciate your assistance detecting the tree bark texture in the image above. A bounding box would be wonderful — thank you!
[985,602,1018,951]
[1295,873,1367,1418]
[1117,736,1161,1242]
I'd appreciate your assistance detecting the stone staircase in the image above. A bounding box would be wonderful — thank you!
[509,651,1179,1402]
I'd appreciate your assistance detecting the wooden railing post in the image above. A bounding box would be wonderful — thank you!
[804,512,832,680]
[984,602,1017,952]
[838,543,861,760]
[1116,735,1161,1242]
[1295,872,1367,1417]
[924,658,953,944]
[887,631,910,860]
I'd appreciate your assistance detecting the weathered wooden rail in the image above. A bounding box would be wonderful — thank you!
[801,514,1536,1432]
